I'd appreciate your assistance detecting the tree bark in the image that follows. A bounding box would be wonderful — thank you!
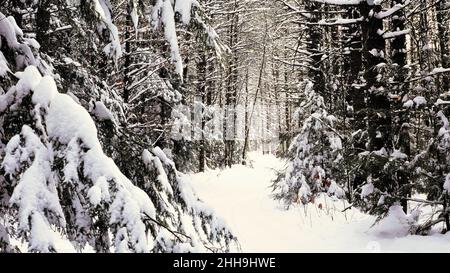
[198,43,208,172]
[123,3,132,103]
[391,0,410,213]
[360,1,393,197]
[306,2,325,99]
[436,0,450,91]
[224,0,239,167]
[344,7,364,196]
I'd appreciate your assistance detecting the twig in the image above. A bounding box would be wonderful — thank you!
[311,115,345,140]
[144,213,192,242]
[342,204,353,213]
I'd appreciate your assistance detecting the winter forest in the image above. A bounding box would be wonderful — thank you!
[2,0,450,253]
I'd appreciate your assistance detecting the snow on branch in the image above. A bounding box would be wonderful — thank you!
[92,0,122,61]
[311,0,364,5]
[382,29,410,39]
[141,147,238,252]
[1,65,158,252]
[317,17,364,25]
[375,0,411,19]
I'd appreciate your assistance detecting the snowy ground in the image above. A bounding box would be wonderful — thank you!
[187,152,450,253]
[10,152,450,253]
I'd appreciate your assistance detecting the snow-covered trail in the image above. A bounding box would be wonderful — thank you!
[187,152,450,252]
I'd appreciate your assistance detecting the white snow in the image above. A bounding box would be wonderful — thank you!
[391,149,408,160]
[0,52,10,77]
[431,67,450,75]
[87,184,102,206]
[47,93,102,150]
[403,99,414,108]
[151,0,186,80]
[436,99,450,105]
[0,13,20,48]
[15,66,42,95]
[383,29,410,39]
[92,101,114,121]
[32,75,58,107]
[361,182,374,198]
[63,57,81,67]
[130,4,139,32]
[370,205,417,238]
[403,97,427,108]
[189,152,450,252]
[444,174,450,193]
[318,17,364,25]
[142,148,174,196]
[7,125,66,252]
[312,0,363,5]
[413,96,427,107]
[174,0,198,25]
[376,1,410,19]
[93,0,122,61]
[327,180,345,198]
[4,66,159,253]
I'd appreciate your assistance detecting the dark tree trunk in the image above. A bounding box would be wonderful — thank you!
[198,44,208,172]
[36,0,51,49]
[306,2,325,99]
[344,7,364,196]
[347,7,364,127]
[284,46,291,154]
[242,69,250,163]
[437,0,450,91]
[360,2,391,150]
[360,2,393,197]
[419,0,431,71]
[123,3,132,103]
[224,0,239,168]
[11,1,24,29]
[205,50,214,167]
[391,0,410,213]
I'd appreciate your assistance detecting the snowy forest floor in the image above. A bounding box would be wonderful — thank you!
[187,152,450,252]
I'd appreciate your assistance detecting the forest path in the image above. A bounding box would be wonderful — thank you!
[187,152,450,252]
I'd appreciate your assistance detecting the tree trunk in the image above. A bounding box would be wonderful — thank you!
[123,3,132,103]
[391,0,410,213]
[224,0,239,168]
[36,0,51,50]
[198,42,208,172]
[306,2,325,98]
[284,45,291,154]
[419,0,431,71]
[242,69,250,163]
[344,7,364,196]
[360,1,393,195]
[436,0,450,92]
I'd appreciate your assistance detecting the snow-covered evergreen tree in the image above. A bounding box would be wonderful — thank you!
[0,3,238,253]
[272,80,345,207]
